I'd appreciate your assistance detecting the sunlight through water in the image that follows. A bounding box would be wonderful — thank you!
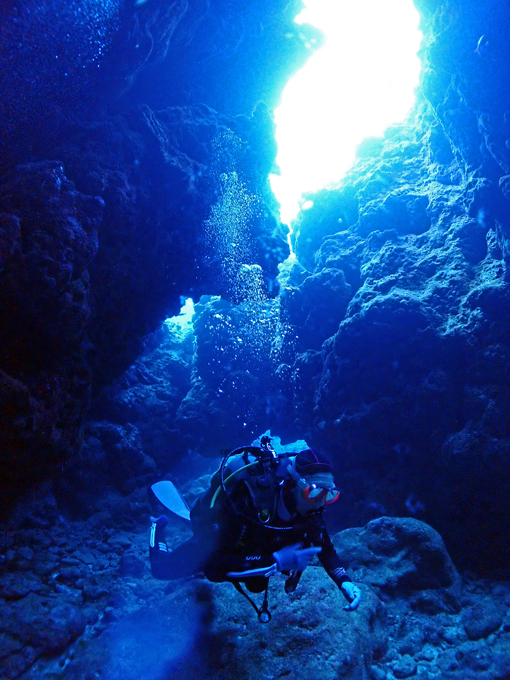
[270,0,422,226]
[164,297,195,333]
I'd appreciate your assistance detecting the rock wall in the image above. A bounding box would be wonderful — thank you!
[1,0,509,575]
[0,1,292,508]
[130,0,510,574]
[276,0,510,574]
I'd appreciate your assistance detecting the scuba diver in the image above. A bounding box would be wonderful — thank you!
[149,436,361,622]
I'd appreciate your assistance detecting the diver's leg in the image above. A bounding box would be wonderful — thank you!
[149,516,210,580]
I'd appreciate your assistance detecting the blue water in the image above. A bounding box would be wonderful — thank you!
[2,2,510,679]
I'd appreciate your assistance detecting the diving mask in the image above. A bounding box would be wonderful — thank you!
[288,459,340,505]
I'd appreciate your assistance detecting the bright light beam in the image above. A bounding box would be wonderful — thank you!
[270,0,422,227]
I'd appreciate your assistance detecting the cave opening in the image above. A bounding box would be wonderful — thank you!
[3,2,510,675]
[164,0,424,389]
[269,0,423,228]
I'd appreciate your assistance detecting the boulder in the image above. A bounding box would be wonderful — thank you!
[46,571,386,680]
[461,598,506,640]
[331,517,460,603]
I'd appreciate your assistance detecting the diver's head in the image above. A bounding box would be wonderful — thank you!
[288,449,339,516]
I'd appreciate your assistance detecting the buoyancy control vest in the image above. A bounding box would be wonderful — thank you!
[207,437,306,623]
[209,436,296,531]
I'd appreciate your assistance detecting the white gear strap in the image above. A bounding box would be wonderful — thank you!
[150,523,168,552]
[227,563,278,579]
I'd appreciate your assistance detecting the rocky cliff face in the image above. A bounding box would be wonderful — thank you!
[1,2,510,678]
[1,0,509,576]
[0,0,292,507]
[280,0,510,574]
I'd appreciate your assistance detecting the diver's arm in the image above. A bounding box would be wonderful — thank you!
[314,520,362,610]
[316,529,350,583]
[309,515,351,585]
[207,544,321,581]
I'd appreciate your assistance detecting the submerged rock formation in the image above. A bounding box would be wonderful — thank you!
[1,0,510,676]
[279,115,510,573]
[0,18,288,506]
[0,162,102,497]
[279,0,510,574]
[2,489,509,680]
[1,0,508,567]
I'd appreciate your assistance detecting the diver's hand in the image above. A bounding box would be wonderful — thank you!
[273,542,322,572]
[340,581,362,611]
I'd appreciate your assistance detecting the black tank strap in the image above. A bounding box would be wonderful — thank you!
[231,579,272,623]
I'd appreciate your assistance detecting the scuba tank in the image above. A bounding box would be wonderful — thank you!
[209,436,307,622]
[210,436,295,530]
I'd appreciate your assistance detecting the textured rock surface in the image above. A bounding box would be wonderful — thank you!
[0,104,286,508]
[0,162,102,502]
[1,0,509,582]
[0,0,294,508]
[1,497,510,680]
[332,517,460,595]
[270,0,510,574]
[279,102,510,571]
[89,320,193,465]
[50,103,286,384]
[3,0,510,674]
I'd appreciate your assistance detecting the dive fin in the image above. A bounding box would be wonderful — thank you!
[151,480,191,521]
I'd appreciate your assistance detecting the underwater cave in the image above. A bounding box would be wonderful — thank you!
[1,0,510,678]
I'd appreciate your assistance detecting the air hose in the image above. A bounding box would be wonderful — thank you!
[210,443,295,531]
[209,461,259,509]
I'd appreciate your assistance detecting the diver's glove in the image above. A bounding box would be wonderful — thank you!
[340,581,362,611]
[273,542,322,572]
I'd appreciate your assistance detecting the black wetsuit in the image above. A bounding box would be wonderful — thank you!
[150,463,351,589]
